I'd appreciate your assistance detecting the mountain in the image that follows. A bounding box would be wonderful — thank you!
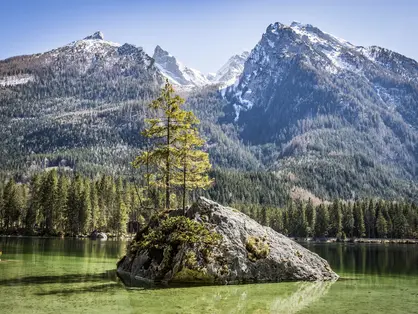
[1,24,417,203]
[153,46,249,87]
[222,21,418,200]
[212,51,250,86]
[153,45,211,87]
[0,32,256,177]
[0,31,163,174]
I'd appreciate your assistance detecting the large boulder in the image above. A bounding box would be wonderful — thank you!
[117,197,338,286]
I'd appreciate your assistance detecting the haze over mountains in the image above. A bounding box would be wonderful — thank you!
[0,21,417,202]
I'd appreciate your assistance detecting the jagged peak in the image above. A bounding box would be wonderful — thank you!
[118,43,143,55]
[84,31,104,40]
[290,21,315,29]
[266,22,287,34]
[153,45,171,58]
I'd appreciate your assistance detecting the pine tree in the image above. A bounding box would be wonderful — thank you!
[354,201,366,238]
[2,179,22,229]
[40,170,58,232]
[331,199,343,238]
[306,198,316,237]
[315,204,330,237]
[90,181,99,231]
[0,183,4,229]
[115,178,128,234]
[134,80,194,209]
[343,202,355,238]
[376,213,388,238]
[295,201,309,237]
[55,174,69,233]
[365,199,376,238]
[97,175,108,230]
[25,174,41,230]
[79,178,91,234]
[173,112,212,211]
[67,174,83,234]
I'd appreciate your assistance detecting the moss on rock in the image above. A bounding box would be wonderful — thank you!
[172,267,215,284]
[246,236,270,262]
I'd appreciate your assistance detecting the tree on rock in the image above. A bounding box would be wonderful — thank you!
[174,112,212,212]
[133,80,212,210]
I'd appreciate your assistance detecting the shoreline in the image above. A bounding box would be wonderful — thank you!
[0,234,134,241]
[1,234,417,244]
[294,237,418,244]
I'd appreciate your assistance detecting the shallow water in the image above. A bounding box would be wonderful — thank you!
[0,238,417,314]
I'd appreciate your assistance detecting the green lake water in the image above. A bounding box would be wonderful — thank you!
[0,238,417,314]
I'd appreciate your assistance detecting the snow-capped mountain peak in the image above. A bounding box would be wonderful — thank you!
[213,51,250,86]
[153,45,210,87]
[84,31,105,40]
[224,21,418,122]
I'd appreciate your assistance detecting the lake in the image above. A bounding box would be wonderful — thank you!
[0,237,417,314]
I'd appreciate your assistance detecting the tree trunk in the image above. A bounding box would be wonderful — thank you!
[183,163,186,214]
[166,116,170,209]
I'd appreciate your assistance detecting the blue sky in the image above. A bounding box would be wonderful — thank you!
[1,0,417,73]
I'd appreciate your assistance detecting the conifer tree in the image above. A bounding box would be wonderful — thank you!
[90,181,99,231]
[67,174,83,234]
[331,199,343,238]
[40,170,58,232]
[25,174,41,230]
[354,201,366,238]
[115,178,128,234]
[97,175,108,230]
[343,202,355,238]
[79,178,91,234]
[306,198,316,237]
[134,80,212,210]
[173,112,212,211]
[55,174,69,232]
[315,204,330,237]
[0,184,4,229]
[295,201,309,237]
[136,81,187,209]
[2,179,22,229]
[376,213,388,238]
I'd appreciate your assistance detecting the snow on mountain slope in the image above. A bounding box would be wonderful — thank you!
[153,46,249,88]
[213,51,250,86]
[224,21,418,122]
[153,45,210,87]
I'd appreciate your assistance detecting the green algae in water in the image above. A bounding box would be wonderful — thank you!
[0,238,417,314]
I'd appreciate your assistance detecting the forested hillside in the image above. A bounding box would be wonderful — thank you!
[1,25,418,205]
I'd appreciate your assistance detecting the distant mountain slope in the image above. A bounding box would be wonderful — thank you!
[153,46,249,88]
[212,51,249,86]
[222,22,418,200]
[0,32,163,174]
[0,33,257,177]
[153,45,211,87]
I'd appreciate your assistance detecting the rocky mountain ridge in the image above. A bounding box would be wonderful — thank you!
[1,24,417,202]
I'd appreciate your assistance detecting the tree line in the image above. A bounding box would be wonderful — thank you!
[233,198,418,239]
[1,170,417,239]
[0,170,143,235]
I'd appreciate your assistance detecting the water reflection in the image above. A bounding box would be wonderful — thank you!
[125,280,334,313]
[0,238,417,314]
[303,243,418,276]
[270,281,333,314]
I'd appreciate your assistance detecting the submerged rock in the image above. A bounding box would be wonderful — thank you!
[117,197,338,286]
